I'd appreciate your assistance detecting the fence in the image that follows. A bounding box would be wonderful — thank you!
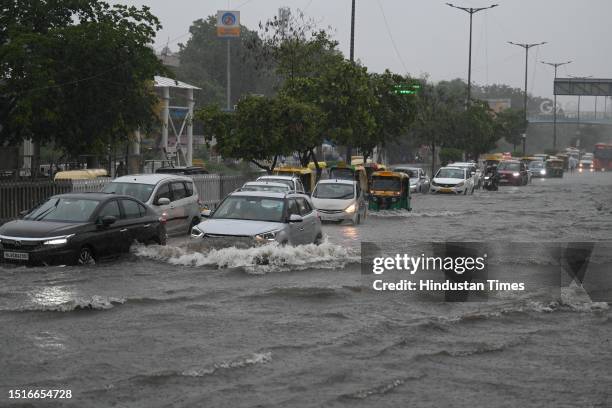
[0,173,255,224]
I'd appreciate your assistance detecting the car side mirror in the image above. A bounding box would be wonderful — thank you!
[201,209,212,218]
[101,215,117,226]
[288,214,303,223]
[157,197,170,206]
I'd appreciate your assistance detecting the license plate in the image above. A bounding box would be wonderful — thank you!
[321,216,337,221]
[440,188,452,193]
[3,251,29,261]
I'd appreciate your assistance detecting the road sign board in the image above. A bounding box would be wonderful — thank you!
[217,11,240,38]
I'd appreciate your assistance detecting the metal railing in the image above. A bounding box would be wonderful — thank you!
[0,174,256,224]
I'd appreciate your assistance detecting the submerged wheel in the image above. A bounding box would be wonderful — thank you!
[314,233,323,245]
[155,227,167,246]
[77,246,96,266]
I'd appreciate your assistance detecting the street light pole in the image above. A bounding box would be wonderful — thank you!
[508,41,547,154]
[346,0,356,163]
[540,60,572,150]
[447,3,498,104]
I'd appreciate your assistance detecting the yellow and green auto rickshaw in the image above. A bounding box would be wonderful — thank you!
[368,171,411,211]
[53,169,109,181]
[329,164,369,194]
[272,166,316,193]
[545,158,564,178]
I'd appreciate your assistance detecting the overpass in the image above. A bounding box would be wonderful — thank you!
[528,114,612,125]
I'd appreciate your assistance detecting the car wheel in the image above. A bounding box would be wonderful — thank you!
[155,227,167,246]
[77,246,96,266]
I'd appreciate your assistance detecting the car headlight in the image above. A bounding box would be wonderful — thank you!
[43,235,73,246]
[191,226,204,238]
[255,230,280,241]
[512,172,520,177]
[344,203,357,213]
[540,169,546,175]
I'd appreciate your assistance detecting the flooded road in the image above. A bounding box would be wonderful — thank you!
[1,172,611,407]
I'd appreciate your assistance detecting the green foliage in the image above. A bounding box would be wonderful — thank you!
[0,0,166,158]
[439,148,464,165]
[495,108,527,149]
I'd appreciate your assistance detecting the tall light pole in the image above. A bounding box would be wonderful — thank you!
[508,41,547,154]
[540,60,572,150]
[446,3,498,104]
[346,0,356,162]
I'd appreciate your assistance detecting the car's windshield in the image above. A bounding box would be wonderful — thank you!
[529,162,544,169]
[25,197,100,222]
[313,183,354,199]
[329,168,354,180]
[436,168,465,179]
[259,178,293,189]
[371,177,401,191]
[213,196,285,222]
[103,182,155,203]
[393,168,416,178]
[498,162,520,171]
[242,184,289,193]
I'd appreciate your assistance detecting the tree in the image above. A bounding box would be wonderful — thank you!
[0,1,166,162]
[494,108,527,151]
[454,101,498,159]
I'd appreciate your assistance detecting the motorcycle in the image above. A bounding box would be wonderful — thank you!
[483,169,499,191]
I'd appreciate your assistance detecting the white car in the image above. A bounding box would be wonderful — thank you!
[579,159,594,172]
[239,181,291,193]
[311,179,367,224]
[430,167,475,195]
[256,175,306,193]
[449,162,481,189]
[103,174,201,236]
[392,167,430,193]
[192,191,322,245]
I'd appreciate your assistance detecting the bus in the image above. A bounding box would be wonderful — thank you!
[593,143,612,171]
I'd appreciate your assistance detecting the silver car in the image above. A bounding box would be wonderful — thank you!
[192,191,322,245]
[103,174,201,236]
[392,166,430,193]
[311,179,367,224]
[256,175,306,193]
[239,181,292,193]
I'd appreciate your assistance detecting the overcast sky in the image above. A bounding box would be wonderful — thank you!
[117,0,612,111]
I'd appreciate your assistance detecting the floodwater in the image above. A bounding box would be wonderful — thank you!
[1,172,611,407]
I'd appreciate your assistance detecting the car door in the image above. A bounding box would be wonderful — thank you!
[297,197,317,243]
[152,182,179,235]
[91,200,123,257]
[287,198,306,245]
[169,181,191,234]
[119,199,149,247]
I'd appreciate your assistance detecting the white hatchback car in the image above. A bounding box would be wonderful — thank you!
[256,175,306,193]
[103,174,202,236]
[430,167,475,195]
[311,179,367,224]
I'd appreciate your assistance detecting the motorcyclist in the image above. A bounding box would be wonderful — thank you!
[484,163,499,190]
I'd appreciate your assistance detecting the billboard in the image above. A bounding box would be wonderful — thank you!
[217,10,240,38]
[485,99,512,113]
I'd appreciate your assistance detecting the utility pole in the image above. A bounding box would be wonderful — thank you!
[508,41,547,154]
[540,60,572,150]
[447,3,498,105]
[346,0,356,163]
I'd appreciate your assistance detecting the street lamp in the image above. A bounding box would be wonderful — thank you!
[446,3,498,104]
[540,60,572,150]
[346,0,356,162]
[508,41,547,154]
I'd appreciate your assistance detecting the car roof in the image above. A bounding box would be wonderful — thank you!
[111,173,191,184]
[440,166,465,171]
[229,190,307,199]
[317,179,355,185]
[50,192,136,201]
[244,181,290,187]
[258,175,297,181]
[393,166,420,171]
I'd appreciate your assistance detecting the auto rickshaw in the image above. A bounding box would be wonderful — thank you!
[545,158,564,178]
[53,168,109,181]
[272,166,316,193]
[368,171,411,211]
[307,161,327,180]
[329,164,369,193]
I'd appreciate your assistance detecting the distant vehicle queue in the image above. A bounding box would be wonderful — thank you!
[1,148,603,266]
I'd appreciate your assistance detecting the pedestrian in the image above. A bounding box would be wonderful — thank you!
[116,161,127,177]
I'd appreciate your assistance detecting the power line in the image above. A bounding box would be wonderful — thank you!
[376,0,408,73]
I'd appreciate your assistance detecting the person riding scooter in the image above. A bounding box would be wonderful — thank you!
[483,164,499,191]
